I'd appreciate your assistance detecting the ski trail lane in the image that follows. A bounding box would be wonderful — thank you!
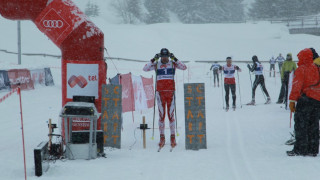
[224,112,256,180]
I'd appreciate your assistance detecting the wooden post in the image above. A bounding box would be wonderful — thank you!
[143,116,146,149]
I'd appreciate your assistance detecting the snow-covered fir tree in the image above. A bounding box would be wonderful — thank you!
[144,0,169,24]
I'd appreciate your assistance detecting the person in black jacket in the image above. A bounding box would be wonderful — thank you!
[247,55,271,105]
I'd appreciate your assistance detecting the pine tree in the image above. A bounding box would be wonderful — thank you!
[85,1,100,17]
[144,0,170,24]
[112,0,142,24]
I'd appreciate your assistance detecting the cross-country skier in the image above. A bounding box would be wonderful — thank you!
[276,53,285,72]
[219,57,241,111]
[287,48,320,157]
[247,55,271,105]
[269,56,276,77]
[210,61,221,87]
[143,48,187,149]
[276,53,297,106]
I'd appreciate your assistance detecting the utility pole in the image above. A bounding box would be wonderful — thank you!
[18,21,22,65]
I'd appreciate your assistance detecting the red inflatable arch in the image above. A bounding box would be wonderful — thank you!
[0,0,106,129]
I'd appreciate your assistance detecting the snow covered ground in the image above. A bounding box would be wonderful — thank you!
[1,3,320,180]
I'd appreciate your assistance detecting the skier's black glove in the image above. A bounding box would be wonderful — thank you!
[155,53,160,59]
[247,64,251,69]
[151,54,160,63]
[170,53,178,62]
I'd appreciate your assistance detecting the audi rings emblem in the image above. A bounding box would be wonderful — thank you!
[43,20,64,28]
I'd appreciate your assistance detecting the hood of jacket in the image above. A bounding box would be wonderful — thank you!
[297,48,314,66]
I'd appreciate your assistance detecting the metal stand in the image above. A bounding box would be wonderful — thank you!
[61,115,98,160]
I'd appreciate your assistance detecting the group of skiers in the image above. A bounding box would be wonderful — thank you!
[269,53,286,77]
[143,48,320,157]
[210,55,271,110]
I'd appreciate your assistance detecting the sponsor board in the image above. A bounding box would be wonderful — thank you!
[66,63,99,99]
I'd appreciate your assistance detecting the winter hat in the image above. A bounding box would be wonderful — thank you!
[297,48,313,66]
[160,48,169,57]
[226,57,232,61]
[252,55,258,62]
[286,53,292,61]
[310,48,319,60]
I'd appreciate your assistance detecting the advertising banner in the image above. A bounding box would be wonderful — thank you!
[184,83,207,150]
[141,76,154,109]
[132,75,148,111]
[120,73,134,113]
[66,63,99,99]
[30,69,46,86]
[8,69,34,91]
[0,70,11,92]
[44,68,55,86]
[101,84,122,149]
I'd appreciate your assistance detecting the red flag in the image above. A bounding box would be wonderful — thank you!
[142,76,154,109]
[120,73,135,112]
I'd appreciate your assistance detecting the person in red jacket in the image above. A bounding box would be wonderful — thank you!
[143,48,187,149]
[287,48,320,157]
[219,57,241,111]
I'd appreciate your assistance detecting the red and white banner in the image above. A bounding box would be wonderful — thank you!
[34,0,87,47]
[119,73,154,113]
[120,73,134,113]
[141,76,154,109]
[8,69,34,91]
[132,75,148,111]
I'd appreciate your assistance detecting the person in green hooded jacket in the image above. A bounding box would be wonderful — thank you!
[276,53,297,107]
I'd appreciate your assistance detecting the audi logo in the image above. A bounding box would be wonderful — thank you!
[42,20,64,28]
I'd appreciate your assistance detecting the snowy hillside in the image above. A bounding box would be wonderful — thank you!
[1,2,320,180]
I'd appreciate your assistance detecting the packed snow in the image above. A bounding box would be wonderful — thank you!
[1,2,320,180]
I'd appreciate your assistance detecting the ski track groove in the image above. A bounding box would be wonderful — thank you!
[232,112,258,180]
[225,112,256,180]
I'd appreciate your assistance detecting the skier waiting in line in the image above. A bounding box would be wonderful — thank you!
[287,48,320,157]
[247,55,271,105]
[143,48,187,149]
[210,61,221,87]
[276,53,285,72]
[276,53,297,106]
[269,56,276,77]
[219,57,241,111]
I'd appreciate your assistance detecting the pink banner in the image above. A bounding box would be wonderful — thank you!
[8,69,34,91]
[142,76,154,109]
[120,73,134,113]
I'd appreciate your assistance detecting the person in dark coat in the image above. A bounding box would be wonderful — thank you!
[287,48,320,157]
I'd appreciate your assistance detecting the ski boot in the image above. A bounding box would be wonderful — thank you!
[170,135,176,148]
[214,83,216,87]
[225,105,229,112]
[265,97,271,104]
[159,134,165,148]
[286,150,305,156]
[232,105,236,111]
[247,100,255,105]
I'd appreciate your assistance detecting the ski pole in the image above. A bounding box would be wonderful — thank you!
[259,85,267,101]
[221,72,225,109]
[237,71,242,108]
[290,111,292,128]
[152,61,158,140]
[172,59,179,137]
[174,92,179,136]
[248,67,253,90]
